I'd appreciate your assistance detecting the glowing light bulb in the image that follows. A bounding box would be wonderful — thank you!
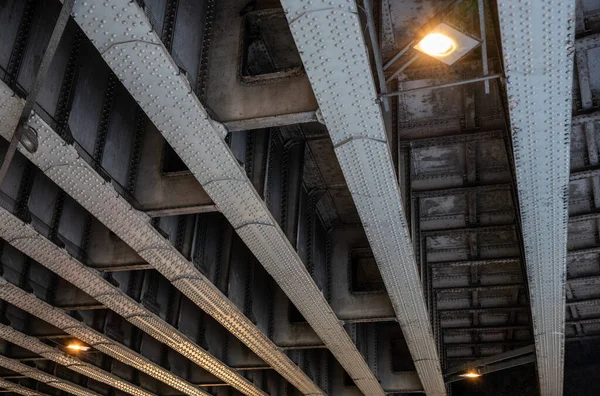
[418,33,456,57]
[459,371,481,379]
[67,343,90,352]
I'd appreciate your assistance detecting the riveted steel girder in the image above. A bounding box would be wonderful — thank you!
[0,377,50,396]
[279,1,446,395]
[0,353,100,396]
[497,1,575,395]
[69,0,379,393]
[0,279,208,396]
[0,323,154,396]
[0,53,322,396]
[0,206,263,396]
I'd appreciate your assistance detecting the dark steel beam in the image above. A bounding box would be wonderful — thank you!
[443,325,530,334]
[445,354,535,383]
[445,341,531,348]
[445,344,535,376]
[412,184,512,199]
[0,0,75,185]
[429,258,520,268]
[434,284,523,294]
[439,306,528,315]
[399,130,505,149]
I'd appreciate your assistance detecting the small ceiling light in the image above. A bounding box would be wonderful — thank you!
[459,370,481,379]
[414,23,480,66]
[417,33,456,57]
[66,343,90,352]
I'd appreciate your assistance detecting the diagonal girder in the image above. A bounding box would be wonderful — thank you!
[0,207,262,395]
[0,278,209,396]
[66,0,380,393]
[0,78,322,394]
[496,1,575,394]
[279,1,446,394]
[0,354,100,396]
[0,323,154,396]
[0,378,49,396]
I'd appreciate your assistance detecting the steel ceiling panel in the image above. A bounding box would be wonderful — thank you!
[0,278,208,396]
[69,0,380,393]
[0,324,155,396]
[0,206,264,396]
[496,1,575,395]
[0,78,321,394]
[0,354,100,396]
[0,378,49,396]
[279,1,446,394]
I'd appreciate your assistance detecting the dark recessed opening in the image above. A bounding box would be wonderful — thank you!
[241,9,303,81]
[162,144,188,174]
[289,301,307,324]
[350,248,385,293]
[344,371,356,387]
[391,338,416,372]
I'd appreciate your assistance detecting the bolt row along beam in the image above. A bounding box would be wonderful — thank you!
[0,324,153,396]
[496,1,575,395]
[0,205,263,395]
[67,0,379,394]
[0,353,100,396]
[280,1,446,395]
[0,61,323,396]
[0,277,209,396]
[0,377,49,396]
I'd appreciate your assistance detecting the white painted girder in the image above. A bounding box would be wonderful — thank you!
[0,378,49,396]
[0,280,210,396]
[0,276,207,395]
[0,60,323,396]
[496,1,575,395]
[279,1,446,395]
[0,324,155,396]
[0,207,261,395]
[68,0,382,394]
[0,354,100,396]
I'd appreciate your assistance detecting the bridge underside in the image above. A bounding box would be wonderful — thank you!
[0,0,597,395]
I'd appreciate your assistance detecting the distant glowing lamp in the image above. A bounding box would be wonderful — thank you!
[459,370,481,379]
[414,23,481,66]
[67,343,90,352]
[417,33,456,57]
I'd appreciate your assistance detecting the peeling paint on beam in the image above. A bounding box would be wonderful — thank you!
[496,2,575,393]
[279,1,446,395]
